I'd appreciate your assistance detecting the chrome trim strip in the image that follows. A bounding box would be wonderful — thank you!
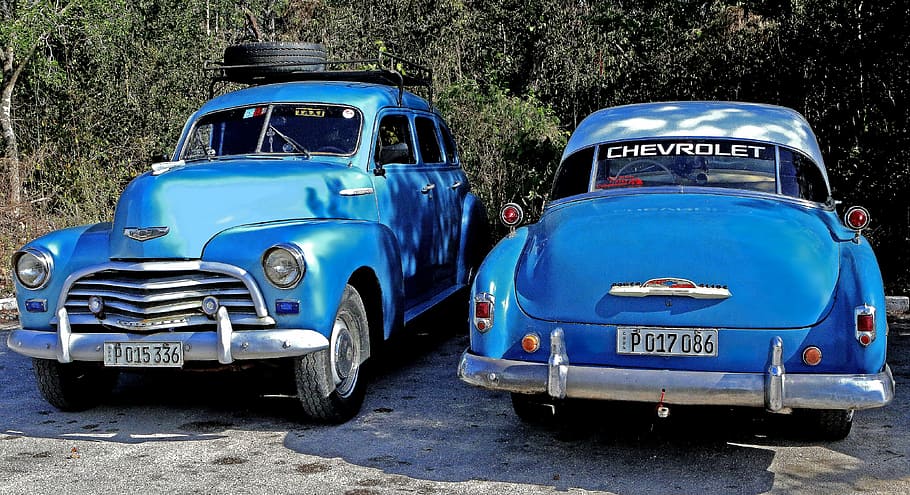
[55,261,270,319]
[339,187,375,196]
[8,327,329,363]
[458,351,895,411]
[54,312,273,329]
[609,284,731,299]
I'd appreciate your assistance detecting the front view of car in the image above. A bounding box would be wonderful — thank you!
[458,101,894,439]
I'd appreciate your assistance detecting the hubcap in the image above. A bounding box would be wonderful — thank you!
[331,315,359,398]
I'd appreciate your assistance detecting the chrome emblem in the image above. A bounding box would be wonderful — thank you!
[124,226,170,242]
[610,278,731,299]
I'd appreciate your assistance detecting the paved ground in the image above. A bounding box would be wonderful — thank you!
[0,312,908,495]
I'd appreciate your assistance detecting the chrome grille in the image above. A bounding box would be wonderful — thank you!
[61,263,270,332]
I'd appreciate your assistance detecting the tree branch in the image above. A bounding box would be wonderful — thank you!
[242,6,264,41]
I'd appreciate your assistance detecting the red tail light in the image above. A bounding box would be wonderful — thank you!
[500,203,524,227]
[844,206,870,231]
[473,293,495,332]
[855,304,876,346]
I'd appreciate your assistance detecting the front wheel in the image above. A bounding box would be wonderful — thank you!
[32,359,119,411]
[295,285,369,423]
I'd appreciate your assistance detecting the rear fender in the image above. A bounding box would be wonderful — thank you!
[203,220,404,342]
[469,227,532,358]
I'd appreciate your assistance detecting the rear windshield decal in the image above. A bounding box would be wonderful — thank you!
[604,142,771,159]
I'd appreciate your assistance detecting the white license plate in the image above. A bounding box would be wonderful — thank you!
[103,341,184,367]
[616,327,717,357]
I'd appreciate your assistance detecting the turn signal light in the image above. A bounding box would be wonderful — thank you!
[521,333,541,353]
[802,346,822,366]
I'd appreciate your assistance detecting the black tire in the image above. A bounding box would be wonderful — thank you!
[223,42,327,82]
[511,393,556,423]
[295,285,369,423]
[32,358,119,412]
[795,409,854,441]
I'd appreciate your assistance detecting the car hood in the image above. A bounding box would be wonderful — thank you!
[109,158,376,259]
[514,191,843,329]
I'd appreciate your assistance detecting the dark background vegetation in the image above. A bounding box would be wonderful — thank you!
[1,0,908,296]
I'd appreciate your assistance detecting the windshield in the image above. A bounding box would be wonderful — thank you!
[550,138,829,203]
[182,104,362,160]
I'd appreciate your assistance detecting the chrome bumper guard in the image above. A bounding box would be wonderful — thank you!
[458,329,895,412]
[7,307,329,365]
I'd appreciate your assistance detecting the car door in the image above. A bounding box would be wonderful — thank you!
[371,112,438,305]
[415,115,464,288]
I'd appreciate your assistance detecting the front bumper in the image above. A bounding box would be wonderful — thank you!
[7,307,328,365]
[458,329,895,412]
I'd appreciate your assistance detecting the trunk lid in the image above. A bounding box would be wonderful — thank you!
[514,191,841,329]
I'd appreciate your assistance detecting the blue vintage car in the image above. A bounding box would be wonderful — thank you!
[8,45,487,422]
[458,101,894,439]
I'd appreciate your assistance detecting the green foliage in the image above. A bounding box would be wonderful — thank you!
[438,82,566,237]
[2,0,910,295]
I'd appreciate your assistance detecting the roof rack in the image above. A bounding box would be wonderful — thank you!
[205,51,434,106]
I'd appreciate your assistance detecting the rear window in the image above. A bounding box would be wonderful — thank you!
[549,138,829,203]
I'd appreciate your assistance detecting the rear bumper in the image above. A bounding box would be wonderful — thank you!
[6,307,328,365]
[458,329,894,412]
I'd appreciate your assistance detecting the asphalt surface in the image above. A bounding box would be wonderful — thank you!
[1,311,908,495]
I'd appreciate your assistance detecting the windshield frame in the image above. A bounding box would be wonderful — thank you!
[179,102,364,161]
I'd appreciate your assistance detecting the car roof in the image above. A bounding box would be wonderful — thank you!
[197,80,433,116]
[564,101,826,171]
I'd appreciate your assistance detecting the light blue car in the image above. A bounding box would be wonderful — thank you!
[458,101,894,439]
[8,47,487,422]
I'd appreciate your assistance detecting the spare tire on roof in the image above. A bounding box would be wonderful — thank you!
[223,42,327,82]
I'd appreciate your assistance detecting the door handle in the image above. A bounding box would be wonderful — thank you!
[450,181,463,190]
[421,183,436,194]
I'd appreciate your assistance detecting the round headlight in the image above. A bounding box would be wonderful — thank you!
[14,248,53,290]
[262,244,305,288]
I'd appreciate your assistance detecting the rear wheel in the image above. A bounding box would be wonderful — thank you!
[511,393,556,423]
[295,285,368,423]
[795,409,854,440]
[32,359,119,411]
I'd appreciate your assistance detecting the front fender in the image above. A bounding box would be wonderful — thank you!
[203,219,403,340]
[469,227,530,358]
[14,223,112,330]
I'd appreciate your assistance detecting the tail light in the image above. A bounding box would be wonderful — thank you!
[844,206,870,243]
[855,304,876,346]
[473,292,494,332]
[500,203,524,230]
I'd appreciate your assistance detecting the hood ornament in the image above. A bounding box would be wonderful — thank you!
[610,277,731,299]
[124,226,170,242]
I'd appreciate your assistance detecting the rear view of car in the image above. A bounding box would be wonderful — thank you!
[458,101,894,439]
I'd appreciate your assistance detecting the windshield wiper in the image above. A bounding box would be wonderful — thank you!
[266,125,311,159]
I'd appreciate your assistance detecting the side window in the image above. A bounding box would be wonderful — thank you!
[550,147,596,201]
[376,114,415,165]
[779,148,829,202]
[439,121,460,166]
[415,116,443,164]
